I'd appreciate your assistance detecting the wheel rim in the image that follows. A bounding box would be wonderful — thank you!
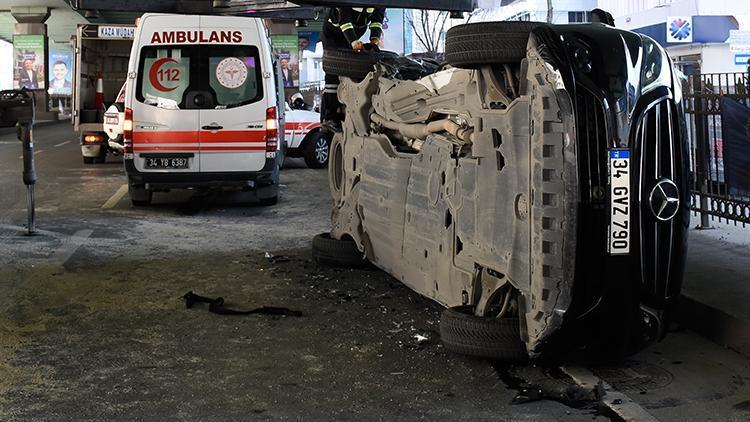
[315,137,329,164]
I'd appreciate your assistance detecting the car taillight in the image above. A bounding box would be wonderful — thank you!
[84,134,103,143]
[123,107,133,156]
[265,106,278,158]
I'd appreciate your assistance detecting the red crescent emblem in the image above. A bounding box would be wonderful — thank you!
[149,58,178,92]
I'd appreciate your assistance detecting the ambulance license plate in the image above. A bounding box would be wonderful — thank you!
[145,157,189,169]
[105,116,119,125]
[609,149,630,255]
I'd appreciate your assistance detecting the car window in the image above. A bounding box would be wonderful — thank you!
[116,82,127,104]
[136,44,262,110]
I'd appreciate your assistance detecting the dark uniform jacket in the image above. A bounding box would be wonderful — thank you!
[327,7,386,45]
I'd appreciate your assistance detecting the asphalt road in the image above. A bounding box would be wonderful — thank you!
[0,123,748,421]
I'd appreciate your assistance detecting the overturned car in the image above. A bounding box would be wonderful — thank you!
[313,20,689,361]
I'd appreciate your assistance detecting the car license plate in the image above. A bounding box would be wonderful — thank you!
[105,116,119,125]
[609,149,630,255]
[144,157,189,169]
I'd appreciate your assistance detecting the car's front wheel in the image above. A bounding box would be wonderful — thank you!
[304,132,331,169]
[439,306,527,361]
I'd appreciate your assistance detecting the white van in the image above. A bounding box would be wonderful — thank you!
[122,14,285,205]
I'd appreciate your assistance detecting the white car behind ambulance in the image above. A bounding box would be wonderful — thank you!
[122,14,284,205]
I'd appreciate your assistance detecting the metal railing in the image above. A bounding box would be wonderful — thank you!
[683,68,750,227]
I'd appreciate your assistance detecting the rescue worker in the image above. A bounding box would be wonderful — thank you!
[321,6,386,133]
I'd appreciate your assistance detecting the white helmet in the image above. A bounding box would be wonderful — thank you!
[291,92,304,102]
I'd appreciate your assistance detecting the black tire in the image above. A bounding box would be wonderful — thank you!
[303,131,331,169]
[440,306,527,362]
[259,196,278,206]
[129,183,152,206]
[94,146,107,164]
[312,233,368,268]
[322,48,398,80]
[83,156,94,164]
[445,21,542,68]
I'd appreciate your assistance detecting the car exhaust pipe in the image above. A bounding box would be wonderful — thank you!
[370,113,475,146]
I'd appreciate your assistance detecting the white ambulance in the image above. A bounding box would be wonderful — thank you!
[122,14,285,205]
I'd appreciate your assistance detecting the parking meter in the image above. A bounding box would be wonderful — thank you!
[0,89,37,234]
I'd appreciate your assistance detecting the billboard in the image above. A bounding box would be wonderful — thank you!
[48,50,73,96]
[297,31,320,53]
[271,35,299,88]
[12,35,46,90]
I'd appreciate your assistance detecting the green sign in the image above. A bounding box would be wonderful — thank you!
[13,34,46,90]
[271,35,299,88]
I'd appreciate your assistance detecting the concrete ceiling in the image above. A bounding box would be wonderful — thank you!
[0,0,86,47]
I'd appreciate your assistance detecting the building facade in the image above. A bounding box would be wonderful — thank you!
[598,0,750,75]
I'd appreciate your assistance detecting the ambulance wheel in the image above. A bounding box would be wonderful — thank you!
[129,183,152,206]
[83,156,94,164]
[311,233,368,268]
[304,131,330,169]
[256,184,278,206]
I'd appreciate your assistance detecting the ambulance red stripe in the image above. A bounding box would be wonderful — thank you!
[133,146,266,152]
[133,130,266,144]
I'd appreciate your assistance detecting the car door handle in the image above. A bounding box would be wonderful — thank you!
[201,125,223,130]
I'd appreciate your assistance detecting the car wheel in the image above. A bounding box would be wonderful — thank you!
[128,183,152,206]
[322,48,399,81]
[304,132,331,169]
[311,233,368,268]
[83,156,94,164]
[445,21,542,68]
[439,306,527,362]
[94,144,107,164]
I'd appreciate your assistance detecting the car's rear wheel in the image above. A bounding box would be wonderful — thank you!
[83,156,94,164]
[440,306,527,361]
[256,184,279,206]
[304,131,331,169]
[128,183,152,206]
[445,21,542,68]
[322,48,398,80]
[311,233,368,268]
[94,145,107,164]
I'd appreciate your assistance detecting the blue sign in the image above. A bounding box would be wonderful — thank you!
[735,54,750,66]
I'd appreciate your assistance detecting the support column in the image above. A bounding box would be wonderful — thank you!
[11,6,55,121]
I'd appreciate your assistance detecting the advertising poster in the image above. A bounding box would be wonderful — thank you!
[13,34,46,90]
[271,35,299,88]
[48,50,73,96]
[297,31,320,53]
